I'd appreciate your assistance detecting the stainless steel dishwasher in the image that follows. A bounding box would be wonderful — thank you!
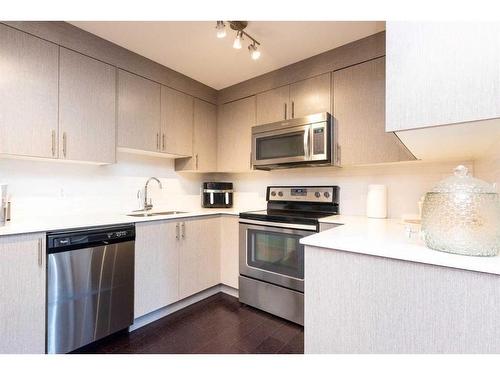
[46,224,135,354]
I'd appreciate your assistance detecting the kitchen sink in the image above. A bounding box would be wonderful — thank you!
[127,211,187,217]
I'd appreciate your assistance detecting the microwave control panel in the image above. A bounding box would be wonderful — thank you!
[312,127,325,155]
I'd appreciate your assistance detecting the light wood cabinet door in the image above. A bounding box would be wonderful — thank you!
[0,233,45,354]
[217,96,256,172]
[289,73,331,119]
[179,217,221,299]
[220,216,239,289]
[334,57,415,165]
[386,21,500,131]
[175,99,217,172]
[0,24,58,158]
[134,220,180,318]
[256,85,290,125]
[117,70,161,153]
[161,86,194,156]
[59,48,116,164]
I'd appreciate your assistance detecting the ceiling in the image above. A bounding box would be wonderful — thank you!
[69,21,385,90]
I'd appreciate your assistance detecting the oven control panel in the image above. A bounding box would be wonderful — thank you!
[268,186,336,203]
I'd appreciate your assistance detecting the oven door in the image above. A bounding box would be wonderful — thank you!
[239,220,316,292]
[252,124,311,167]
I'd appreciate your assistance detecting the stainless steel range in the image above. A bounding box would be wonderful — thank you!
[239,185,340,325]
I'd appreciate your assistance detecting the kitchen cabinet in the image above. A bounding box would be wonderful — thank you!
[333,57,415,165]
[289,73,331,119]
[134,220,180,318]
[135,216,221,319]
[0,233,46,354]
[161,86,194,156]
[59,48,116,164]
[179,217,221,299]
[255,73,331,125]
[217,96,256,172]
[0,24,58,159]
[306,245,500,353]
[386,21,500,132]
[220,215,239,289]
[117,69,162,153]
[256,85,290,125]
[175,99,217,172]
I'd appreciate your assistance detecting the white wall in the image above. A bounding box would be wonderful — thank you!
[216,160,474,218]
[1,152,475,221]
[475,142,500,189]
[0,153,204,220]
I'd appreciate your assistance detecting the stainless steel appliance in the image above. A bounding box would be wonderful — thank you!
[46,224,135,354]
[202,182,233,208]
[251,112,338,170]
[239,185,340,325]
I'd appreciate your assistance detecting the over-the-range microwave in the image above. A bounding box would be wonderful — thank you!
[251,112,339,170]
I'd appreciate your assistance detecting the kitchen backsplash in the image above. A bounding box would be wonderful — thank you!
[1,153,475,221]
[215,160,475,218]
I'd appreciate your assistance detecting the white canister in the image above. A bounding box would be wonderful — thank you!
[366,184,387,219]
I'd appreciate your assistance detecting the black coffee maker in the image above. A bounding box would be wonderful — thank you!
[202,182,233,208]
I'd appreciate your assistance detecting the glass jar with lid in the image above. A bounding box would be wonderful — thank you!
[421,165,500,256]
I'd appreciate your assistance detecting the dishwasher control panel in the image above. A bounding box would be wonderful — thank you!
[47,225,135,253]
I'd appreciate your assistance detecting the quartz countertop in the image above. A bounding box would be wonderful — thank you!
[0,208,248,237]
[302,215,500,276]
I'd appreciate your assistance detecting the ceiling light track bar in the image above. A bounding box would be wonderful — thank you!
[226,21,260,46]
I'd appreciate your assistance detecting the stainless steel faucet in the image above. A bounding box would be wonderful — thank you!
[143,177,163,211]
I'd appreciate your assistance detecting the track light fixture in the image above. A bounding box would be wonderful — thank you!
[215,21,261,60]
[233,30,243,49]
[216,21,226,39]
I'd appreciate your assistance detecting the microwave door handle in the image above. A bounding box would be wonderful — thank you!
[304,127,310,159]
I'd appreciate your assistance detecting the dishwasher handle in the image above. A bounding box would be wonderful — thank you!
[47,224,135,254]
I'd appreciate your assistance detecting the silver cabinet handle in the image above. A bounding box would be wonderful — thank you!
[37,238,42,267]
[291,101,295,118]
[62,132,67,158]
[162,134,165,150]
[195,154,199,170]
[175,222,180,240]
[284,103,287,120]
[51,130,56,157]
[181,222,185,239]
[156,133,160,150]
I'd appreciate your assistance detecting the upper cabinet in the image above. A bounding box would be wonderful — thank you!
[256,85,290,125]
[117,70,195,158]
[217,96,256,172]
[117,70,162,153]
[386,21,500,131]
[0,24,59,159]
[334,57,415,165]
[175,99,217,172]
[59,48,116,164]
[289,73,331,119]
[161,86,194,157]
[255,73,331,126]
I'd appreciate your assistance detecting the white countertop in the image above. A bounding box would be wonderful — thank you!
[303,215,500,276]
[0,208,244,237]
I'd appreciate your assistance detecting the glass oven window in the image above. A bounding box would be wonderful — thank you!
[247,229,304,279]
[256,131,305,160]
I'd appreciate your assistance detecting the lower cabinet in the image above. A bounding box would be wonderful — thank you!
[179,217,221,299]
[134,216,221,319]
[134,220,179,318]
[220,216,239,289]
[0,233,46,354]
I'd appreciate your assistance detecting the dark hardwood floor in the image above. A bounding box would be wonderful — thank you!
[73,292,304,354]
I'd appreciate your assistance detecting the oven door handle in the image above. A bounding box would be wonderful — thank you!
[239,218,317,232]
